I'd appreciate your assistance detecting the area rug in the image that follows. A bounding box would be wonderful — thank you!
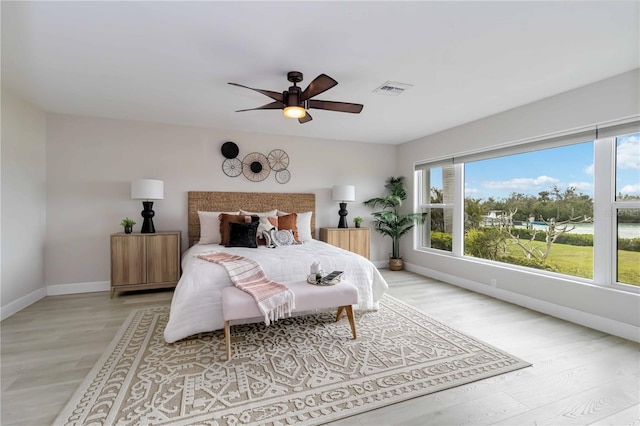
[55,295,530,425]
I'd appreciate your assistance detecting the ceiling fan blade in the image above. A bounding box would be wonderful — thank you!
[300,74,338,101]
[307,99,364,114]
[235,101,284,112]
[228,82,284,103]
[298,112,313,124]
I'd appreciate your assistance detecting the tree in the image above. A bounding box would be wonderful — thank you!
[430,187,445,232]
[464,197,484,230]
[538,191,550,203]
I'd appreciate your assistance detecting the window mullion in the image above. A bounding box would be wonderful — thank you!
[452,163,464,256]
[592,137,614,285]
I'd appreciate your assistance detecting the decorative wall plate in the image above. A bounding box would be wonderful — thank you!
[222,158,242,177]
[221,141,239,159]
[242,152,270,182]
[275,169,291,184]
[267,149,290,171]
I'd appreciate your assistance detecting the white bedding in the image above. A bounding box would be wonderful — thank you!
[164,239,388,343]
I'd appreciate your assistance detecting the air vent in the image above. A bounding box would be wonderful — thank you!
[373,81,413,96]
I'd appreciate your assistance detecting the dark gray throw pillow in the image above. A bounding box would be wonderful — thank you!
[226,220,259,248]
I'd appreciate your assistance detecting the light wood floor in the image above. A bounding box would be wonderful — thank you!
[1,270,638,425]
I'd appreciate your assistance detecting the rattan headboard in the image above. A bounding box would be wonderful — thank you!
[188,191,316,246]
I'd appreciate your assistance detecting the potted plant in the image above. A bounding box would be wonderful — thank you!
[353,216,363,228]
[120,217,136,234]
[363,176,425,271]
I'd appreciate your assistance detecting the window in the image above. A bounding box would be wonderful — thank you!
[615,133,640,201]
[415,164,454,252]
[614,133,640,286]
[617,208,640,286]
[414,123,640,289]
[463,141,595,278]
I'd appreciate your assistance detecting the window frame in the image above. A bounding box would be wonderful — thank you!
[413,119,640,293]
[611,132,640,290]
[414,165,457,254]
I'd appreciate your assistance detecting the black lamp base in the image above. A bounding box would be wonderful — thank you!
[140,201,156,233]
[337,202,349,228]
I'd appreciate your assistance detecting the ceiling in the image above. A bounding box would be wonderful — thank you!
[2,1,638,145]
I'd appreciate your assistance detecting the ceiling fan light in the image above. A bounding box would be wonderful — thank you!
[283,106,306,119]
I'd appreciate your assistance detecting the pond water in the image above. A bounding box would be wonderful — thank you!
[528,223,640,239]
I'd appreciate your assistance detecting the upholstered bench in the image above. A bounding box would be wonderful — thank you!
[222,281,358,360]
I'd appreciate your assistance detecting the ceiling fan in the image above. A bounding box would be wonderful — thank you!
[228,71,363,124]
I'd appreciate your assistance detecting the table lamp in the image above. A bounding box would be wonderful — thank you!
[131,179,164,233]
[332,185,355,228]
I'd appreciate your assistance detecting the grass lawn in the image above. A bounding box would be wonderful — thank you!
[617,249,640,286]
[504,241,640,286]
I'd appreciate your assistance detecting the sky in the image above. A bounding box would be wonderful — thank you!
[461,133,640,201]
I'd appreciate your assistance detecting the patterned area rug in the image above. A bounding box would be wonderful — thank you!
[55,295,530,425]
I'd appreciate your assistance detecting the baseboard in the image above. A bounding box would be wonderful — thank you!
[404,262,640,343]
[372,260,388,269]
[1,287,47,321]
[46,281,110,296]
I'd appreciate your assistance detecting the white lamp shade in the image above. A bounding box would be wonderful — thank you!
[332,185,356,202]
[131,179,164,200]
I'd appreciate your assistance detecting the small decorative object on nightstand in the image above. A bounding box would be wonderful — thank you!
[120,217,136,234]
[110,231,181,298]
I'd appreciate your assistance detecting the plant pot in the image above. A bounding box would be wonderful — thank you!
[124,225,133,234]
[389,257,404,271]
[355,223,361,228]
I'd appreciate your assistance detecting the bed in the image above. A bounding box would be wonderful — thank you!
[163,191,388,343]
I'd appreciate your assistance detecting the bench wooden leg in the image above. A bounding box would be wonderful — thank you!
[336,305,357,340]
[345,306,357,339]
[224,320,231,360]
[336,306,345,321]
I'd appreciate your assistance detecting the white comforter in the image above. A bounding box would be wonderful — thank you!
[164,239,388,343]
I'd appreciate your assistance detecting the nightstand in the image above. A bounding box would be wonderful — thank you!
[319,227,370,259]
[110,231,181,298]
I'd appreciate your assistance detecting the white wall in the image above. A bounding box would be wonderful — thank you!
[1,88,47,319]
[44,114,397,287]
[398,69,640,339]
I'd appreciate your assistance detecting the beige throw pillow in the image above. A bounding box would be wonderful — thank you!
[198,211,238,244]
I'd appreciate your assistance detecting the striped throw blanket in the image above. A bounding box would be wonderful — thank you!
[198,252,295,326]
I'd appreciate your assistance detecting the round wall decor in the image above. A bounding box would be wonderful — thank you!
[219,142,290,184]
[267,149,290,171]
[222,158,243,177]
[275,169,291,184]
[242,152,270,182]
[221,141,239,159]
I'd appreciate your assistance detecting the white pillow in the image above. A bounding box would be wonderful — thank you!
[277,210,313,242]
[240,209,278,217]
[257,216,278,240]
[198,211,238,244]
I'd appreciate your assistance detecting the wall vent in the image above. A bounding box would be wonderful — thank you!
[373,81,413,96]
